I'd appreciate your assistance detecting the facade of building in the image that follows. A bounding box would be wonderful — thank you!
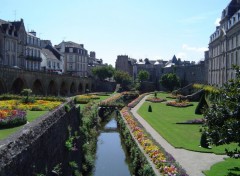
[41,48,63,73]
[0,19,27,68]
[115,55,136,76]
[41,44,63,73]
[55,41,88,77]
[87,51,105,77]
[26,31,42,70]
[208,0,240,86]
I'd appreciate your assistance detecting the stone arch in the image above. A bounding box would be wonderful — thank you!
[70,82,76,95]
[0,79,6,94]
[60,82,68,96]
[47,80,57,96]
[78,83,83,93]
[32,79,44,95]
[11,78,26,94]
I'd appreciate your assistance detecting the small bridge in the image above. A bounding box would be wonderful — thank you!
[0,66,95,96]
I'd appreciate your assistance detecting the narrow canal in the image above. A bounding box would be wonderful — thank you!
[92,115,132,176]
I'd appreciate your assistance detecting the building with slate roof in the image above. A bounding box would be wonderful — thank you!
[208,0,240,86]
[0,19,27,68]
[41,45,63,73]
[55,41,88,77]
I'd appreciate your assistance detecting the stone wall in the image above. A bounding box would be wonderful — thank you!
[94,80,116,92]
[158,63,206,90]
[0,100,82,176]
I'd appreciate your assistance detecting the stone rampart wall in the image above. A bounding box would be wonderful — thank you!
[0,100,81,176]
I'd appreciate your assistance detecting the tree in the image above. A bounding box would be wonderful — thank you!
[159,73,180,91]
[137,70,149,82]
[203,66,240,158]
[92,65,114,81]
[114,70,132,90]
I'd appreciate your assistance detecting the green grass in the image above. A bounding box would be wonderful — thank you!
[78,94,112,109]
[0,110,48,140]
[203,158,240,176]
[138,92,238,154]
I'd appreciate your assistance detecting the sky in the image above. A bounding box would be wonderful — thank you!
[1,0,230,66]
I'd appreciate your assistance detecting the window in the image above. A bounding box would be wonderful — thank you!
[69,64,73,70]
[57,63,60,69]
[69,48,73,53]
[48,61,51,68]
[69,55,73,62]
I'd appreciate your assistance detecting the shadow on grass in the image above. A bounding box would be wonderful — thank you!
[227,166,240,176]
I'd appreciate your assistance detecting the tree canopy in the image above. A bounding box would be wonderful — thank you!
[92,65,114,81]
[137,70,149,82]
[159,73,180,91]
[203,66,240,158]
[114,70,132,90]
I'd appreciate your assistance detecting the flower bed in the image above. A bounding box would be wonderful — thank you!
[127,93,149,108]
[176,118,204,124]
[0,109,27,128]
[121,107,188,176]
[99,93,122,106]
[0,100,62,111]
[166,101,193,107]
[145,97,166,103]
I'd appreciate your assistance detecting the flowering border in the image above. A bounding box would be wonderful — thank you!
[166,101,193,107]
[145,97,166,103]
[0,109,27,128]
[120,106,188,176]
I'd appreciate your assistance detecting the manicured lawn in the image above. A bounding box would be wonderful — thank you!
[138,92,238,154]
[0,110,48,140]
[203,158,240,176]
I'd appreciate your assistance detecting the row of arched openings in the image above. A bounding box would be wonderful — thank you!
[0,78,92,96]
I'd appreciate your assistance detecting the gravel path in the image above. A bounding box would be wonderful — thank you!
[130,95,227,176]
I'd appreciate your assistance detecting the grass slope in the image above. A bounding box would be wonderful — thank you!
[137,92,238,154]
[203,158,240,176]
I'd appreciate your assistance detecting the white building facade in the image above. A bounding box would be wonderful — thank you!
[208,0,240,86]
[26,31,41,70]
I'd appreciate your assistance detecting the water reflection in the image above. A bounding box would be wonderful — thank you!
[93,118,131,176]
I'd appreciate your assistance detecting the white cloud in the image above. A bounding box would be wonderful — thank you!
[214,18,221,26]
[182,44,208,52]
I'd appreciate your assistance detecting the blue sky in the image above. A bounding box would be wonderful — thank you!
[1,0,230,66]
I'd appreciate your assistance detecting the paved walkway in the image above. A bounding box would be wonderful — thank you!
[130,95,226,176]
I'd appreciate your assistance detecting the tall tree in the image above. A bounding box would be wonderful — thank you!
[159,73,180,91]
[203,66,240,158]
[92,65,114,81]
[137,70,149,82]
[114,70,132,90]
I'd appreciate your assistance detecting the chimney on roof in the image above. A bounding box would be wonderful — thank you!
[29,30,36,36]
[80,44,84,48]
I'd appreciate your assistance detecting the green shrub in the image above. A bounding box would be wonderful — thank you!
[65,104,71,112]
[148,105,152,112]
[200,132,209,148]
[195,94,208,114]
